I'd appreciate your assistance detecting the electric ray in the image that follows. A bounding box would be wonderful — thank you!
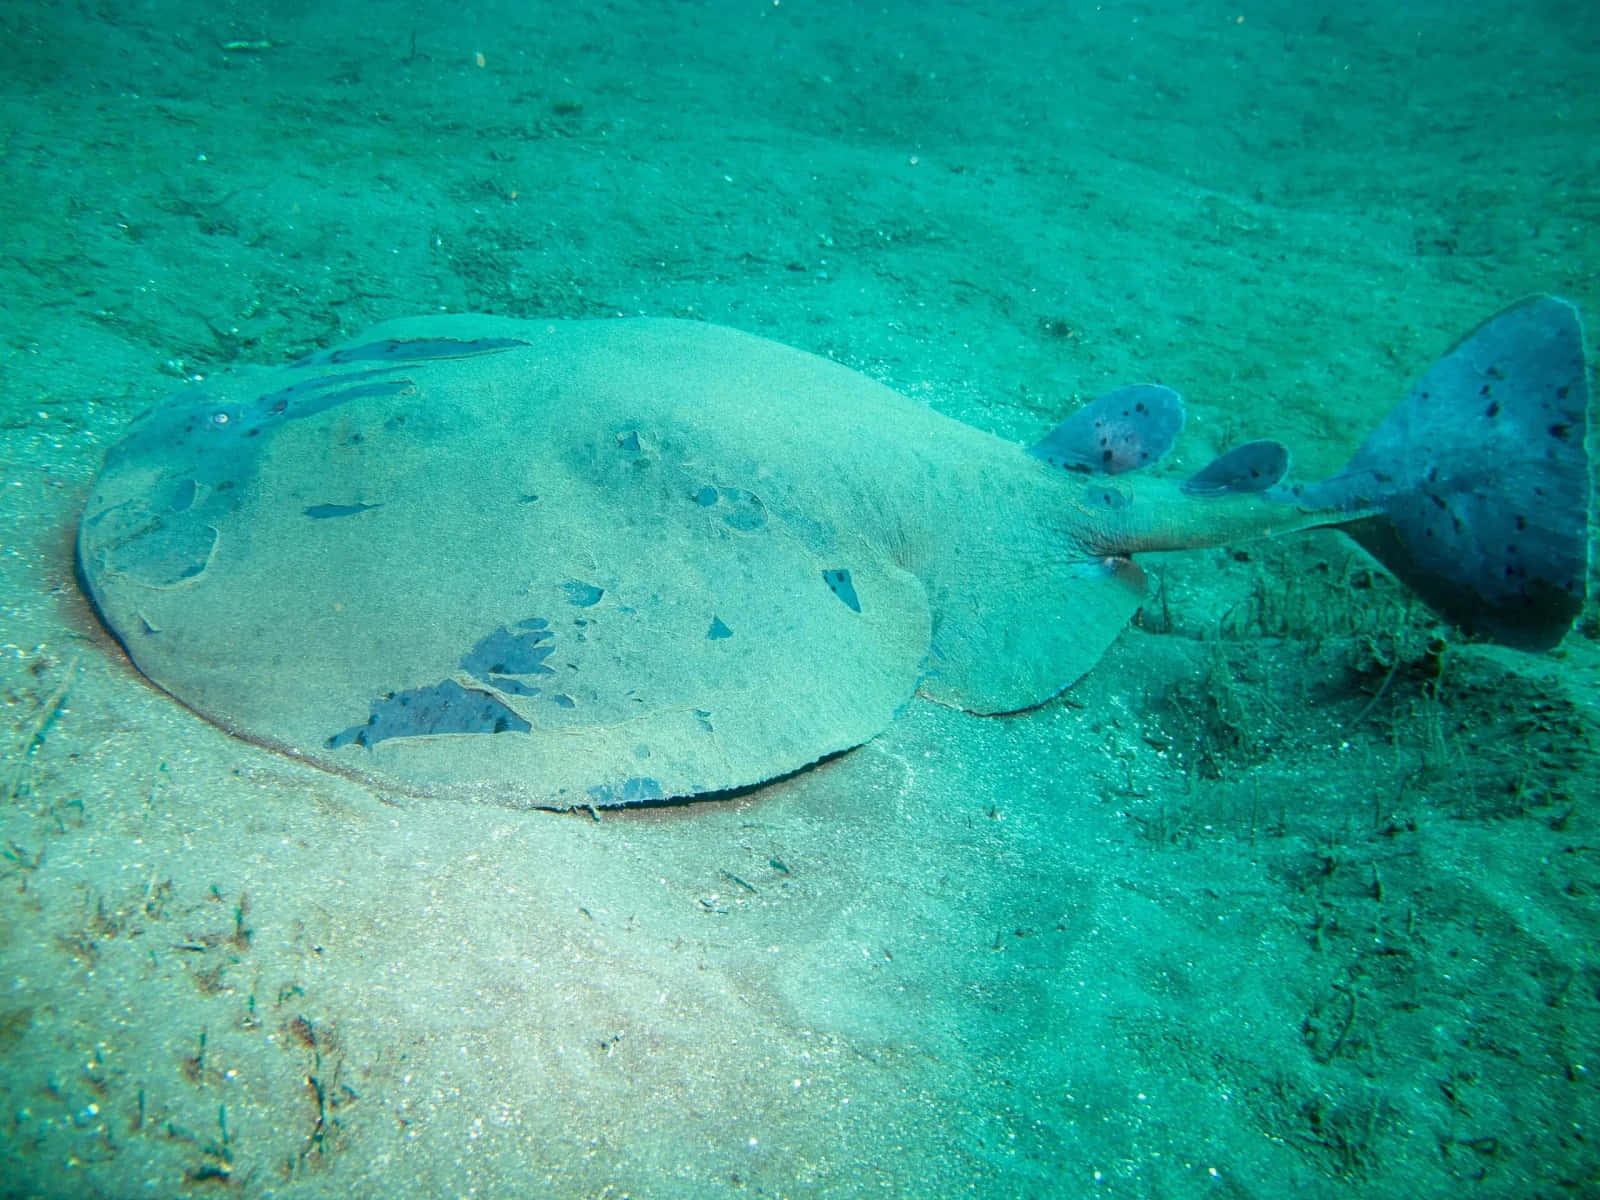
[77,297,1590,808]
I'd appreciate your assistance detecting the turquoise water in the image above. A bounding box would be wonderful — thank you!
[2,2,1596,1197]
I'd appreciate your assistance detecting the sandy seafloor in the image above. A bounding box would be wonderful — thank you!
[2,1,1599,1197]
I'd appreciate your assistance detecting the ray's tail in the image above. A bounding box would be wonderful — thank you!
[1167,296,1591,646]
[1033,296,1591,649]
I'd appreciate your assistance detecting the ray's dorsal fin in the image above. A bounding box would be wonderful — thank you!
[1029,384,1185,474]
[1182,439,1291,497]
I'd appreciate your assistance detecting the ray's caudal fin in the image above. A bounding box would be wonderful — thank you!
[1291,296,1590,649]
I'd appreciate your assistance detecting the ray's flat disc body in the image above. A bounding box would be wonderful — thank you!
[79,317,1139,807]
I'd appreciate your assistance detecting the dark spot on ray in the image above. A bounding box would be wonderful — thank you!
[492,678,542,697]
[823,568,861,612]
[461,624,556,684]
[562,581,604,607]
[328,679,531,749]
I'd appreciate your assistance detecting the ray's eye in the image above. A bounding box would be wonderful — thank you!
[208,409,232,428]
